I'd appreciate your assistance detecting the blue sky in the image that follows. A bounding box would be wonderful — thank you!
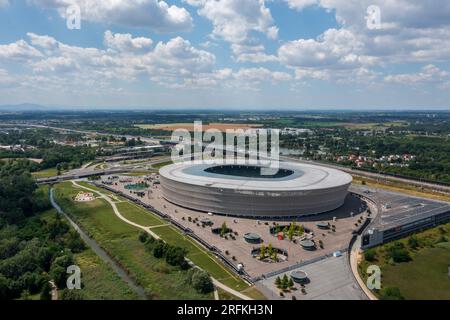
[0,0,449,109]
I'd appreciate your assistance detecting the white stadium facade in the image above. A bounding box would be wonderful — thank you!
[159,161,353,218]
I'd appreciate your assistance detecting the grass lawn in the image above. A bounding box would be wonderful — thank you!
[75,250,140,300]
[116,202,166,227]
[241,286,268,300]
[31,167,60,178]
[69,181,250,292]
[53,182,214,299]
[359,221,450,300]
[152,160,173,170]
[217,288,240,300]
[380,247,450,300]
[123,170,154,176]
[39,207,139,300]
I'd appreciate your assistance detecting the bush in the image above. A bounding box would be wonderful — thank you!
[379,286,404,300]
[190,270,214,294]
[152,240,167,258]
[408,235,419,249]
[165,246,188,269]
[386,242,412,263]
[138,231,149,243]
[60,288,84,300]
[364,248,376,262]
[50,265,66,289]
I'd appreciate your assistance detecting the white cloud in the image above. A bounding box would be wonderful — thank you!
[0,40,43,60]
[104,31,153,53]
[385,64,449,84]
[185,0,278,62]
[187,0,277,43]
[231,43,277,63]
[0,0,9,8]
[279,28,368,69]
[284,0,450,64]
[0,69,15,87]
[284,0,318,10]
[28,0,193,32]
[278,0,450,84]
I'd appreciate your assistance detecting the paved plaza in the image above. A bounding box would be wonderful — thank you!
[258,255,367,300]
[103,175,369,279]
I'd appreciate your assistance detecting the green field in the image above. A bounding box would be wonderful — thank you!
[380,247,450,300]
[75,250,140,300]
[31,167,60,178]
[38,208,138,300]
[53,182,212,299]
[76,181,249,291]
[359,222,450,300]
[54,181,250,298]
[116,202,166,227]
[152,160,173,170]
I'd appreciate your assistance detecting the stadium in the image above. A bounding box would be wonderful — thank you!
[159,160,352,217]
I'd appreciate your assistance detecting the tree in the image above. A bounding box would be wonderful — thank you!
[267,243,273,257]
[220,222,228,237]
[288,223,295,241]
[288,278,294,289]
[138,231,149,243]
[191,270,214,294]
[274,276,281,288]
[281,274,289,290]
[40,281,52,300]
[60,289,84,300]
[0,274,11,300]
[272,251,278,262]
[297,224,304,236]
[259,245,266,259]
[50,265,66,289]
[152,240,167,258]
[165,246,188,269]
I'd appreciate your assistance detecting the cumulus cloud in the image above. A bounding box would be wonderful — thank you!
[185,0,278,62]
[278,28,369,69]
[0,32,291,94]
[104,31,153,53]
[385,64,449,84]
[0,40,43,60]
[283,0,450,63]
[28,0,193,32]
[277,0,450,84]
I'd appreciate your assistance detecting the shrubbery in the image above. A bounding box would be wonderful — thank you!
[187,269,214,294]
[379,286,404,300]
[386,241,412,263]
[144,237,188,269]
